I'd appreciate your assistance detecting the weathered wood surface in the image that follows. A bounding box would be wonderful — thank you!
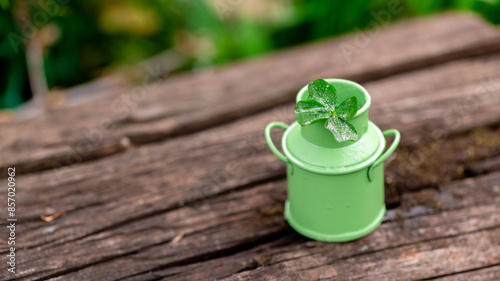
[2,12,500,176]
[1,12,500,281]
[53,172,500,281]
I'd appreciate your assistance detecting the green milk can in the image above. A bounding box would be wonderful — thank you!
[265,78,400,242]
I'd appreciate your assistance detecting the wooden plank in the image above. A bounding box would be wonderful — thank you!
[431,265,500,281]
[3,169,498,279]
[1,38,500,281]
[2,55,500,261]
[42,171,500,281]
[7,180,288,280]
[14,50,186,120]
[467,155,500,176]
[223,228,500,281]
[2,12,500,175]
[211,172,500,281]
[6,55,500,226]
[4,161,499,281]
[386,125,500,191]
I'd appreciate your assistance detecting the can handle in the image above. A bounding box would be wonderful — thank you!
[368,129,400,181]
[265,122,289,163]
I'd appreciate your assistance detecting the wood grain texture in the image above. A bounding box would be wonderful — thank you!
[46,171,500,281]
[216,175,500,281]
[11,181,289,280]
[226,229,500,281]
[1,54,500,280]
[431,265,500,281]
[467,155,500,175]
[1,13,500,281]
[6,54,500,224]
[1,12,500,176]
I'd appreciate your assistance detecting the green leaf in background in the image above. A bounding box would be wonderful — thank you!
[325,115,359,142]
[295,99,331,126]
[0,0,9,10]
[307,78,337,111]
[295,79,358,142]
[336,96,358,120]
[2,0,500,109]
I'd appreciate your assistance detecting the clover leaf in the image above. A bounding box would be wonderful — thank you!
[295,79,359,142]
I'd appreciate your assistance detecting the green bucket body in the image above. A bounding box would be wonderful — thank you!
[264,78,400,242]
[284,154,385,242]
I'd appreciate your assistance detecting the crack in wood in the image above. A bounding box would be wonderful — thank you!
[421,263,500,280]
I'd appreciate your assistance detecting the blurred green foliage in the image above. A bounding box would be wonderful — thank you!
[1,0,499,109]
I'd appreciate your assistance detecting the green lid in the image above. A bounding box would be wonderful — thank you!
[282,78,385,175]
[283,121,385,175]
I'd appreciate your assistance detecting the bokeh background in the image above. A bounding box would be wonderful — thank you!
[1,0,500,109]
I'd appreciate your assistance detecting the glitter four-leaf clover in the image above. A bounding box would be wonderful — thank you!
[295,79,359,142]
